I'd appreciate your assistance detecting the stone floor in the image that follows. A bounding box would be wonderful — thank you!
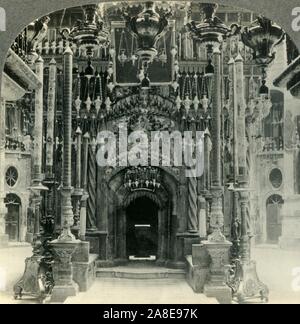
[0,243,34,304]
[65,278,218,304]
[0,244,300,304]
[252,245,300,304]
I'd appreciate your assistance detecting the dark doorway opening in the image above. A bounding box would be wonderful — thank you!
[266,195,284,243]
[4,194,21,242]
[126,197,159,259]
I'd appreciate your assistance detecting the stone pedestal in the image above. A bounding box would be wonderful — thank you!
[203,240,232,304]
[183,235,200,256]
[50,240,80,303]
[186,244,210,293]
[71,241,97,292]
[72,254,98,292]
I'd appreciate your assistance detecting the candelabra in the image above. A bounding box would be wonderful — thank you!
[124,167,161,192]
[226,184,269,303]
[123,1,172,70]
[62,4,110,58]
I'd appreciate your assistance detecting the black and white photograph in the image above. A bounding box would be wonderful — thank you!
[0,0,300,306]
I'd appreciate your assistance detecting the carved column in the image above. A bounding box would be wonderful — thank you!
[75,128,82,192]
[198,195,207,238]
[188,174,198,233]
[45,58,56,178]
[203,47,232,304]
[50,47,79,303]
[57,47,77,242]
[228,57,238,179]
[79,132,90,240]
[43,57,57,246]
[87,137,98,231]
[235,54,247,178]
[0,97,8,246]
[239,190,251,262]
[208,47,225,241]
[197,134,209,239]
[228,52,269,303]
[228,57,240,258]
[235,54,251,262]
[31,56,47,249]
[33,56,44,184]
[72,127,83,231]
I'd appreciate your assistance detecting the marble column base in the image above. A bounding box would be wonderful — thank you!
[202,240,232,304]
[49,240,80,303]
[0,234,8,248]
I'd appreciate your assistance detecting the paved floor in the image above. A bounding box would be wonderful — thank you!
[65,278,218,304]
[253,245,300,304]
[0,244,33,304]
[0,244,300,304]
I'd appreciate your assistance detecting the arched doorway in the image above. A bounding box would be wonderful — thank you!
[126,197,159,259]
[266,195,284,243]
[4,194,21,242]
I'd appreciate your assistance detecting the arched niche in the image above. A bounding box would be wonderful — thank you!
[4,193,22,241]
[266,194,284,243]
[104,166,181,264]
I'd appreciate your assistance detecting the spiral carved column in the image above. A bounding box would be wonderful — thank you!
[87,139,97,231]
[188,175,198,233]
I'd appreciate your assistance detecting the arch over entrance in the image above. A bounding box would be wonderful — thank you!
[126,197,159,259]
[4,193,21,242]
[107,165,179,265]
[266,194,284,243]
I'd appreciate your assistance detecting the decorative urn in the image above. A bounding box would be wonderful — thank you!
[241,16,285,66]
[186,3,230,48]
[67,4,110,57]
[124,2,172,68]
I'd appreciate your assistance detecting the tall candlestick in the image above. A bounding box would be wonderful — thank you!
[235,54,247,178]
[46,58,57,178]
[33,56,44,184]
[208,47,225,242]
[58,46,76,242]
[211,47,222,189]
[228,58,238,181]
